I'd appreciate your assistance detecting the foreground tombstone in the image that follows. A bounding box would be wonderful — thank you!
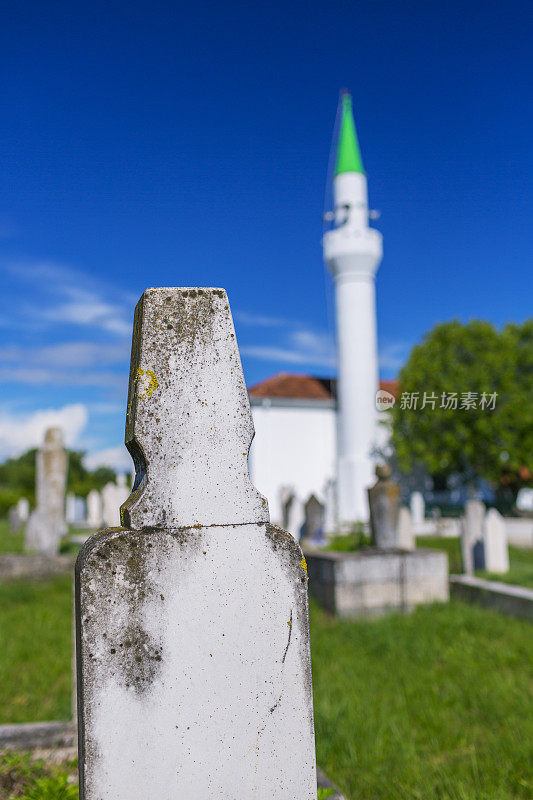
[25,427,68,554]
[368,463,400,548]
[76,288,316,800]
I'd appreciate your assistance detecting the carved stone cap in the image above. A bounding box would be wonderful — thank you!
[43,427,64,449]
[375,463,391,481]
[121,288,269,530]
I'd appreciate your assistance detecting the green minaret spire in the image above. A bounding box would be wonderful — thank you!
[335,92,364,175]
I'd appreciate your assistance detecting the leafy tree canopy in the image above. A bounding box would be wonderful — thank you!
[391,319,533,497]
[0,449,118,516]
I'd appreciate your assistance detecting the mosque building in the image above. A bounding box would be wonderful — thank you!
[247,92,396,536]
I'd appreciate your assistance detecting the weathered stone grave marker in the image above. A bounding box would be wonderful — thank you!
[397,506,415,550]
[410,491,425,525]
[484,508,509,573]
[368,463,400,548]
[66,493,86,525]
[17,496,30,522]
[86,489,103,528]
[25,427,67,555]
[460,499,485,574]
[76,288,316,799]
[101,474,129,527]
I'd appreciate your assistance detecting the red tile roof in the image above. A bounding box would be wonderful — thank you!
[248,373,332,400]
[248,373,399,401]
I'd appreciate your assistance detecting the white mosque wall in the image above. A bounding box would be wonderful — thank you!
[248,399,336,531]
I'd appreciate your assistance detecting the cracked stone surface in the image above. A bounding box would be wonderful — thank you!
[76,288,316,799]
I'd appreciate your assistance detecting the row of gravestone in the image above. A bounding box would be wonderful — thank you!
[461,499,509,574]
[367,468,509,575]
[9,433,131,555]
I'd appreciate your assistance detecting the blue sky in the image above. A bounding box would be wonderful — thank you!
[0,0,531,468]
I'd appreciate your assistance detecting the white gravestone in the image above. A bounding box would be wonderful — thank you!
[17,497,30,522]
[25,427,68,555]
[460,499,485,575]
[410,491,425,525]
[101,475,130,527]
[66,493,77,524]
[76,288,317,800]
[484,508,509,573]
[516,488,533,513]
[9,506,22,532]
[86,490,103,528]
[397,506,415,550]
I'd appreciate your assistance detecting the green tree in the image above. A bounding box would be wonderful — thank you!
[391,319,532,499]
[0,448,118,516]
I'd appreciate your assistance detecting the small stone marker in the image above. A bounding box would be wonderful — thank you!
[368,464,400,548]
[86,489,103,528]
[8,506,22,532]
[397,506,415,550]
[516,488,533,514]
[410,491,425,525]
[460,499,485,574]
[66,493,86,524]
[484,508,509,573]
[25,427,68,555]
[303,494,325,543]
[17,497,30,522]
[101,475,129,527]
[76,288,316,800]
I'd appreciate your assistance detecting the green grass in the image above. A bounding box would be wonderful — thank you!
[0,578,532,799]
[0,750,77,799]
[480,546,533,589]
[0,519,24,554]
[416,536,463,572]
[0,576,73,723]
[416,536,533,588]
[310,599,533,800]
[0,517,88,556]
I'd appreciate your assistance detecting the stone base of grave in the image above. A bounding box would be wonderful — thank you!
[450,575,533,622]
[0,721,76,750]
[304,547,449,617]
[0,554,74,581]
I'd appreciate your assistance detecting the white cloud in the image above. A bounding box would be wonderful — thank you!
[83,445,132,473]
[3,260,133,338]
[40,287,132,336]
[234,311,291,328]
[0,341,130,369]
[0,366,126,389]
[242,327,336,369]
[378,341,411,374]
[0,404,88,459]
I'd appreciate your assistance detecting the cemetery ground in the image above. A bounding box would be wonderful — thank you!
[0,567,532,799]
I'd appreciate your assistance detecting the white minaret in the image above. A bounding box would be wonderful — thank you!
[323,92,383,524]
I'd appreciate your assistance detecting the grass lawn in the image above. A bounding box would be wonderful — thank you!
[0,519,24,554]
[311,599,533,800]
[482,545,533,589]
[0,518,88,557]
[0,575,72,723]
[417,536,533,588]
[0,575,532,799]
